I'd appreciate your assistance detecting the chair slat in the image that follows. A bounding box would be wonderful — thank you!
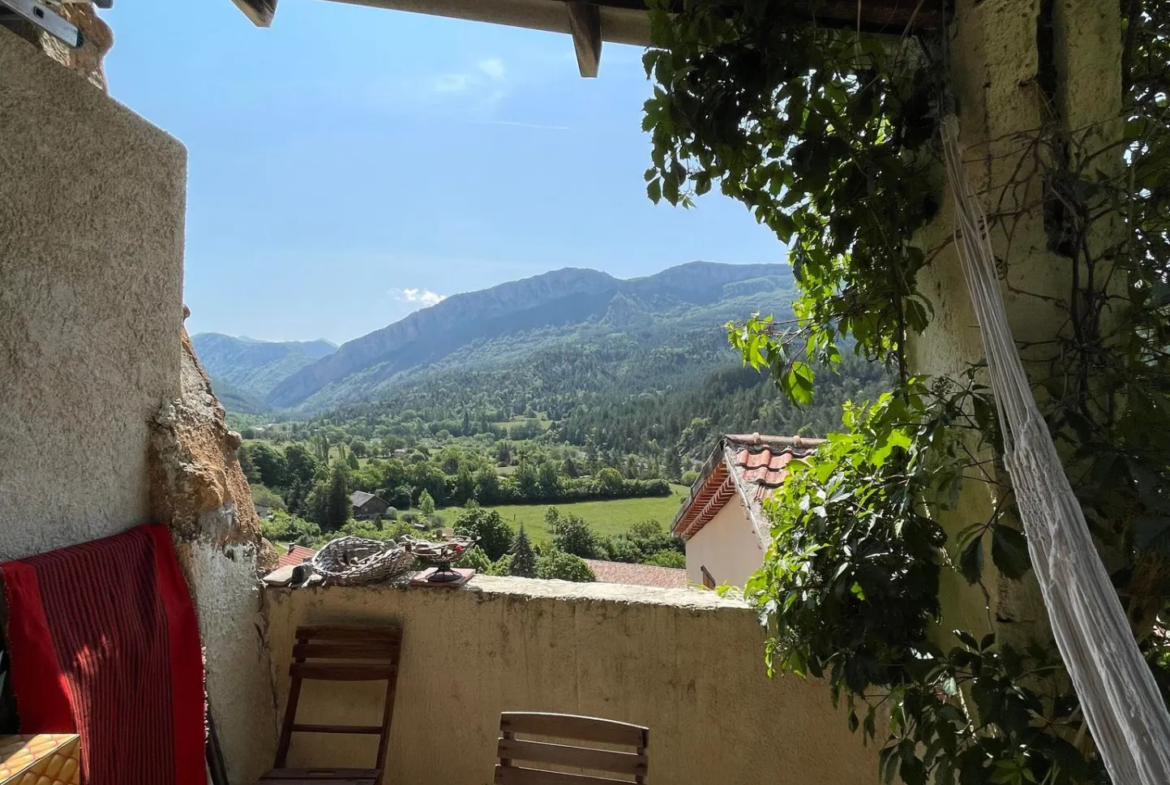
[292,642,398,661]
[497,738,647,776]
[495,765,630,785]
[500,713,648,748]
[290,662,396,681]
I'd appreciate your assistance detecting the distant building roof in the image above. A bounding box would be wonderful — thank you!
[276,545,316,569]
[350,490,376,507]
[671,434,824,543]
[584,560,687,590]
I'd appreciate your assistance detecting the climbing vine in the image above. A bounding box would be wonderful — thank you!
[643,1,1170,783]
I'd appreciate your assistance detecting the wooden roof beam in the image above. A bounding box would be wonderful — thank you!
[232,0,277,27]
[567,1,601,77]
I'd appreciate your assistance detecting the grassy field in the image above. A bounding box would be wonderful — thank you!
[439,485,690,544]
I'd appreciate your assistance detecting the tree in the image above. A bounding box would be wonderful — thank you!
[249,443,289,488]
[237,444,261,484]
[509,526,537,578]
[283,444,318,486]
[536,550,595,582]
[663,450,682,482]
[473,466,500,504]
[645,550,685,569]
[346,452,360,471]
[495,441,513,466]
[537,461,561,499]
[418,489,436,517]
[455,545,492,573]
[453,507,514,562]
[515,461,539,497]
[595,468,624,498]
[546,508,599,558]
[323,465,351,532]
[454,467,476,505]
[382,484,412,510]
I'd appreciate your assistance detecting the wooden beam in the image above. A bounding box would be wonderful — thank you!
[567,2,601,77]
[231,0,277,27]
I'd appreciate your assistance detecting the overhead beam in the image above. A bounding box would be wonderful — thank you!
[231,0,277,26]
[566,1,601,77]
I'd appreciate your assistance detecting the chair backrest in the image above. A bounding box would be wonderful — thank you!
[495,712,649,784]
[274,625,403,783]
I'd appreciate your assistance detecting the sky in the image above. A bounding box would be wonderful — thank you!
[104,1,784,344]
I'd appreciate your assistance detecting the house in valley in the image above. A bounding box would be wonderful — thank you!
[350,490,391,520]
[672,434,822,588]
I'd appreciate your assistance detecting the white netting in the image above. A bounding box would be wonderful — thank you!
[942,115,1170,784]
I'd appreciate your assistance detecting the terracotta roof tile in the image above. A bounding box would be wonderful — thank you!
[583,560,687,589]
[277,545,316,569]
[672,434,825,540]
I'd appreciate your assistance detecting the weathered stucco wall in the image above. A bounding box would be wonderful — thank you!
[684,502,764,587]
[261,577,878,785]
[908,0,1124,647]
[0,26,185,560]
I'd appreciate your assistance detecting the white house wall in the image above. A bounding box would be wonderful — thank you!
[684,500,766,588]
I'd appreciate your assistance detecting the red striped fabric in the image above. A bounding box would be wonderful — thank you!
[1,524,206,785]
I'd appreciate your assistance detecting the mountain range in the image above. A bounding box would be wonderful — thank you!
[193,262,798,415]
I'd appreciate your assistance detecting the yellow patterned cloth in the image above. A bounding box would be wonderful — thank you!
[0,735,81,785]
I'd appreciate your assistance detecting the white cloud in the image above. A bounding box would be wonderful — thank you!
[426,56,506,100]
[391,287,446,307]
[477,57,506,81]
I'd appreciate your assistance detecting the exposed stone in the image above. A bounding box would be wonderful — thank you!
[149,329,272,566]
[226,430,243,451]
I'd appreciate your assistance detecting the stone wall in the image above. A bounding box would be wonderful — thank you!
[259,578,879,785]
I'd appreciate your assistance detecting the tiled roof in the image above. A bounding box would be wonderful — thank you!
[583,560,687,589]
[671,433,823,542]
[276,545,316,569]
[350,490,375,507]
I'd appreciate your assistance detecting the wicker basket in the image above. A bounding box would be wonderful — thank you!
[310,537,416,586]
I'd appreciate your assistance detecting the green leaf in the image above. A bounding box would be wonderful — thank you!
[959,534,984,584]
[871,428,912,467]
[784,361,815,406]
[990,525,1030,580]
[694,172,712,196]
[647,179,662,204]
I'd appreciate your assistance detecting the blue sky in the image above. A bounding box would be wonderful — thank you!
[104,1,783,344]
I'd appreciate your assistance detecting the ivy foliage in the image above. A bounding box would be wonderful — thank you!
[644,0,940,380]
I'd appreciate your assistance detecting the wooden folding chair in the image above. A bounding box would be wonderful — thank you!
[259,625,403,785]
[494,712,649,784]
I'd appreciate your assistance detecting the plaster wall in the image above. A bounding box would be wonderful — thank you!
[261,577,879,785]
[684,502,764,587]
[908,0,1124,645]
[0,27,186,560]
